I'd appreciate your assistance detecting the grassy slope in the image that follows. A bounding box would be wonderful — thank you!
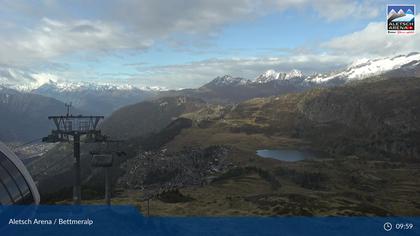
[120,77,420,216]
[101,96,205,139]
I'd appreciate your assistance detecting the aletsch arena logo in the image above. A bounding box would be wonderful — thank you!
[387,4,415,34]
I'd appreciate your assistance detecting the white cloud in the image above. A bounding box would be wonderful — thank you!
[0,66,36,89]
[271,0,382,21]
[0,0,401,89]
[0,64,62,90]
[0,18,153,65]
[0,0,384,66]
[0,0,263,66]
[323,13,420,56]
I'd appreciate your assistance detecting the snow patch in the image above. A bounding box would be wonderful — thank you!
[309,52,420,83]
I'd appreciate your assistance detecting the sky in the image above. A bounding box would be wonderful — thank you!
[0,0,419,89]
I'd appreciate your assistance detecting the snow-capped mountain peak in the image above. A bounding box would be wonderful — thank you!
[261,69,281,79]
[0,67,168,93]
[34,79,176,93]
[209,75,249,86]
[285,69,303,79]
[309,52,420,83]
[34,80,143,93]
[140,86,169,91]
[0,69,60,91]
[255,69,304,83]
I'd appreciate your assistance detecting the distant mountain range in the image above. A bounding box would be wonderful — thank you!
[101,52,420,140]
[1,52,420,142]
[32,81,157,115]
[0,86,82,142]
[309,52,420,83]
[207,52,420,86]
[102,67,420,161]
[24,53,420,200]
[2,52,420,108]
[160,52,420,103]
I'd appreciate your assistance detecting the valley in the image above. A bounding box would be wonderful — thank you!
[2,52,420,216]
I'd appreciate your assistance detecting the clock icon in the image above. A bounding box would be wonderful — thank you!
[384,222,393,232]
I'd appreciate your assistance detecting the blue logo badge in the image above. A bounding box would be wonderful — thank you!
[387,4,415,34]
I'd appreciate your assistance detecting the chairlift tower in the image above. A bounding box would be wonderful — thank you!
[90,139,125,206]
[42,104,106,205]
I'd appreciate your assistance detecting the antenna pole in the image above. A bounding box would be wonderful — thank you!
[65,102,72,117]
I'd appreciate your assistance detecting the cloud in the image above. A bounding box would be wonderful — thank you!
[0,66,38,89]
[271,0,382,21]
[0,0,384,65]
[0,0,399,89]
[0,0,263,66]
[106,0,260,35]
[322,13,420,56]
[0,17,154,66]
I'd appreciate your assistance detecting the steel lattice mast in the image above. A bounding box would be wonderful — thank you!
[43,106,106,205]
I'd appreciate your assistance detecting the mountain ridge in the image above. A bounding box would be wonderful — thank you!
[0,86,82,142]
